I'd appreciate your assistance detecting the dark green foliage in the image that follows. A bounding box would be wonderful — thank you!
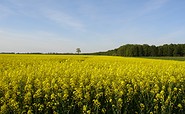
[94,44,185,57]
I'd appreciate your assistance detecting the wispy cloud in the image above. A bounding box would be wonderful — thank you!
[1,1,86,31]
[0,1,37,19]
[0,4,14,19]
[142,0,168,14]
[4,0,43,19]
[43,9,85,31]
[122,0,169,23]
[0,28,80,52]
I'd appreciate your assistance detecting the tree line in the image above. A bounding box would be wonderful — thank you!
[1,44,185,57]
[94,44,185,57]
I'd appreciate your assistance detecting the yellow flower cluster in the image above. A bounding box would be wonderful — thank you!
[0,54,185,113]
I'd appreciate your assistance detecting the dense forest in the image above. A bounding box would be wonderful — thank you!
[93,44,185,57]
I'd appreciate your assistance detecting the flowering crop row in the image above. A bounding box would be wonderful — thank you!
[0,54,185,114]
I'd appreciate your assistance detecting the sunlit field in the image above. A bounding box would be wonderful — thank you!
[0,54,185,114]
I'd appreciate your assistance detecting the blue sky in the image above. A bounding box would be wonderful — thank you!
[0,0,185,53]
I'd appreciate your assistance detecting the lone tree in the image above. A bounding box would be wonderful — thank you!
[76,48,81,54]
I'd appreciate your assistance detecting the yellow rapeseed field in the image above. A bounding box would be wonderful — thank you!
[0,54,185,114]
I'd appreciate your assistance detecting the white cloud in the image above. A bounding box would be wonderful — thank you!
[43,9,85,31]
[1,1,86,31]
[143,0,168,13]
[122,0,169,23]
[0,0,45,20]
[0,4,14,19]
[0,29,80,53]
